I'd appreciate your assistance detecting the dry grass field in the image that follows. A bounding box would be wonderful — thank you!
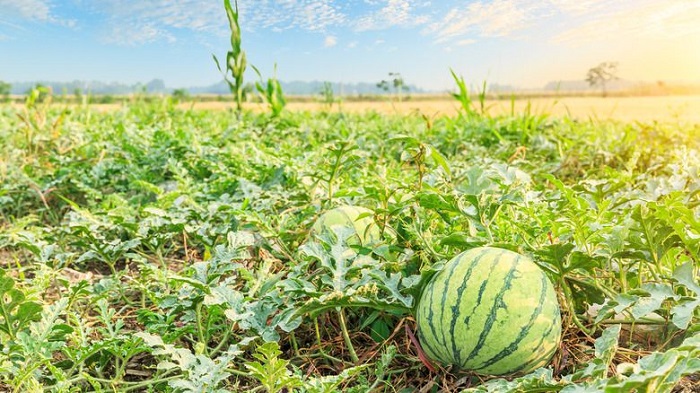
[24,94,700,123]
[222,94,700,123]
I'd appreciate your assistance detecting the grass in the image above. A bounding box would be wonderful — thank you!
[0,94,699,392]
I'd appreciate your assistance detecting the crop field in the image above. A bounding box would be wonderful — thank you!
[0,90,698,392]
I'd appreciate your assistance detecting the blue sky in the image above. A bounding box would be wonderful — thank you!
[1,0,699,90]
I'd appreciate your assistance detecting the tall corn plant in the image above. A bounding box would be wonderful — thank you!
[213,0,247,116]
[450,68,475,117]
[253,64,286,118]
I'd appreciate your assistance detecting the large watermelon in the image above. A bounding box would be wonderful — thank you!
[416,247,561,376]
[311,205,382,246]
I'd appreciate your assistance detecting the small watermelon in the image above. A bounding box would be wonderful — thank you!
[416,247,561,376]
[311,205,382,246]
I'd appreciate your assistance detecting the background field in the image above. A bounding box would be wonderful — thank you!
[74,94,700,123]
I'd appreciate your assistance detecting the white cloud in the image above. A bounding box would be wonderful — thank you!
[0,0,52,21]
[324,35,337,47]
[5,0,677,52]
[242,0,346,32]
[103,23,176,46]
[354,0,431,31]
[457,39,476,46]
[0,0,76,38]
[81,0,221,42]
[79,0,347,45]
[423,0,670,46]
[427,0,534,43]
[548,0,606,15]
[554,1,700,44]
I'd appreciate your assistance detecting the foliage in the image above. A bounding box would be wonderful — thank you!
[0,83,698,391]
[0,80,11,102]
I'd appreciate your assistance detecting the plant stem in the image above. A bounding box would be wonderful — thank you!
[120,375,181,392]
[562,281,593,336]
[195,302,207,349]
[211,323,236,357]
[338,309,359,363]
[598,319,667,325]
[289,331,300,358]
[314,317,323,349]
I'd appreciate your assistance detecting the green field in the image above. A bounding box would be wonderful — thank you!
[0,93,699,392]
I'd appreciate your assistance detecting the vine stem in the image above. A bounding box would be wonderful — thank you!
[195,303,207,351]
[289,331,300,358]
[312,318,343,364]
[337,309,359,363]
[210,323,236,357]
[599,319,667,325]
[562,281,593,336]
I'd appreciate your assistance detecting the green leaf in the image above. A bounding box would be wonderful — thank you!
[628,283,677,319]
[0,270,43,338]
[369,318,391,342]
[439,232,486,248]
[595,325,621,366]
[458,167,494,195]
[671,298,700,329]
[428,147,451,176]
[369,271,414,308]
[673,262,700,294]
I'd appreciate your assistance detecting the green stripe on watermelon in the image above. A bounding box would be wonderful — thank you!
[498,288,562,375]
[451,249,511,363]
[472,271,548,372]
[462,253,519,365]
[417,277,451,361]
[449,249,503,365]
[418,248,492,363]
[505,320,559,375]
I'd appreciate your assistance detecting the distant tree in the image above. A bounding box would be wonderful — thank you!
[0,81,11,103]
[586,62,618,97]
[26,83,51,103]
[172,88,190,102]
[74,87,84,104]
[146,79,166,93]
[377,72,409,102]
[319,81,337,109]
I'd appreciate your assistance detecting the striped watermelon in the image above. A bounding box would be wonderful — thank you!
[311,206,381,246]
[416,247,561,376]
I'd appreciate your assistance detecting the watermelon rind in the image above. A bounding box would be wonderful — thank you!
[311,205,382,246]
[416,247,562,376]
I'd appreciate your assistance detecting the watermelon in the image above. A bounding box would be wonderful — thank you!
[416,247,561,376]
[311,205,382,246]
